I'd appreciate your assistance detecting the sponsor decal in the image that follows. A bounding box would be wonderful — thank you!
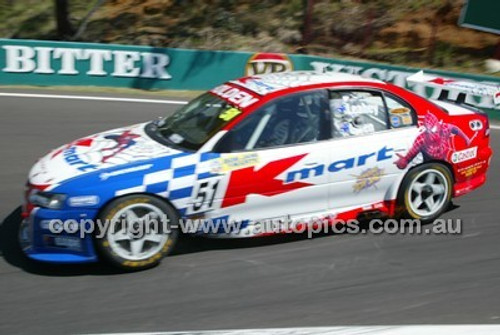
[451,146,478,164]
[2,45,172,79]
[339,121,350,134]
[336,104,347,114]
[219,107,242,121]
[211,84,259,108]
[429,77,454,85]
[99,164,153,180]
[233,77,281,95]
[211,153,260,174]
[43,235,82,251]
[245,52,293,76]
[63,146,98,172]
[402,115,412,125]
[395,113,472,169]
[390,115,400,127]
[101,130,140,163]
[286,146,394,183]
[458,160,484,178]
[222,155,311,208]
[352,167,384,193]
[54,128,164,172]
[469,120,483,131]
[67,195,100,207]
[389,107,412,127]
[168,133,184,144]
[340,100,379,116]
[51,137,94,158]
[234,72,318,95]
[427,77,499,103]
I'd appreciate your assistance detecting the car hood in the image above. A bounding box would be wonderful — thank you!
[28,122,181,188]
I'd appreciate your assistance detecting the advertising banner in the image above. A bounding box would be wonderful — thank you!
[1,38,499,110]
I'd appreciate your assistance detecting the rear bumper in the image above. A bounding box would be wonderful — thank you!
[453,173,487,198]
[20,207,99,264]
[453,145,492,198]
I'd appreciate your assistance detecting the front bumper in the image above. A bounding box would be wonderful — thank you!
[21,207,99,264]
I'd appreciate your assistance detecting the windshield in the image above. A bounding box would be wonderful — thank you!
[156,93,242,151]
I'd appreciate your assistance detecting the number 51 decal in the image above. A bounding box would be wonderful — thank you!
[190,179,220,213]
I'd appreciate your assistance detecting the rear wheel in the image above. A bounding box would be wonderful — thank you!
[398,163,453,222]
[94,195,178,270]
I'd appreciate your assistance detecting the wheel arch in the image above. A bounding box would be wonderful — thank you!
[413,160,455,183]
[385,160,455,206]
[94,192,183,222]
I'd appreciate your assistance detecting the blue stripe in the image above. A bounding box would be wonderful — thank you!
[156,152,190,169]
[200,152,220,162]
[173,164,196,178]
[146,181,168,194]
[177,208,187,217]
[197,171,220,180]
[169,186,193,200]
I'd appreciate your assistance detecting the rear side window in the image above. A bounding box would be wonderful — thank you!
[384,94,417,129]
[329,90,388,138]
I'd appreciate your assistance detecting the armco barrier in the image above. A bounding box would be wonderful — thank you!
[0,38,499,111]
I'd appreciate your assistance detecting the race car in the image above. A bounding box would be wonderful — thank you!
[20,71,493,270]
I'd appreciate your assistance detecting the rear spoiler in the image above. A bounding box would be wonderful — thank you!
[407,70,500,106]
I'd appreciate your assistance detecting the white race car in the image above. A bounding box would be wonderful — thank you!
[20,71,493,269]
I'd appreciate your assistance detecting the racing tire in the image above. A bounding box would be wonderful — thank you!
[397,163,453,223]
[94,194,178,270]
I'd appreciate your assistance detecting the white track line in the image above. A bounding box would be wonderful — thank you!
[490,124,500,130]
[85,325,500,335]
[0,92,188,105]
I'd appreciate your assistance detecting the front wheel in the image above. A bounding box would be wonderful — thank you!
[94,195,178,270]
[398,163,453,222]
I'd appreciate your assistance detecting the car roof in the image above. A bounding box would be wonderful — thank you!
[230,70,385,96]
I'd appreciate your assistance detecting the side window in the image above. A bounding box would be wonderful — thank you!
[384,94,417,129]
[329,90,388,138]
[215,90,329,152]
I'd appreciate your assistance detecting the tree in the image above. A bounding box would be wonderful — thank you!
[72,0,105,40]
[54,0,74,39]
[300,0,314,53]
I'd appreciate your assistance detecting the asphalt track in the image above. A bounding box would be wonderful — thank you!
[1,89,500,335]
